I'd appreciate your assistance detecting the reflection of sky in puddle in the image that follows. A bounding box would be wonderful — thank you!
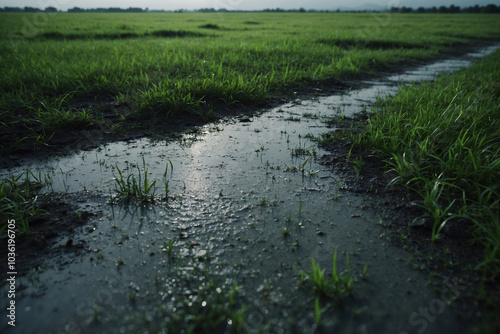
[389,44,500,82]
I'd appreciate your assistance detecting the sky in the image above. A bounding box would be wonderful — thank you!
[1,0,496,11]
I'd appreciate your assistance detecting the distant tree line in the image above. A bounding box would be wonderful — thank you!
[0,6,146,13]
[392,4,499,14]
[1,4,499,14]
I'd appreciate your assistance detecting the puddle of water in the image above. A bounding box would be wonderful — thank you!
[2,44,498,334]
[388,44,500,83]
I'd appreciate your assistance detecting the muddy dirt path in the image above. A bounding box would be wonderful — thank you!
[1,44,499,334]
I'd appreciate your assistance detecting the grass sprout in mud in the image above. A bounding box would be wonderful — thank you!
[291,143,317,157]
[299,248,356,301]
[0,170,49,234]
[110,157,173,203]
[162,239,177,261]
[352,50,500,278]
[299,249,363,329]
[284,155,319,177]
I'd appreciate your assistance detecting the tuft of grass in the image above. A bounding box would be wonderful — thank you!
[110,157,173,203]
[417,177,461,242]
[162,239,177,261]
[299,248,355,300]
[0,170,48,235]
[314,296,328,326]
[291,143,317,157]
[283,156,315,176]
[111,158,157,202]
[351,155,364,182]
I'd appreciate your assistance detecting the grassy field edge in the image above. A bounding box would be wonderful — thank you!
[350,49,500,279]
[2,12,500,154]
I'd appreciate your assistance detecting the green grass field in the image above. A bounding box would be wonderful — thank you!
[1,12,500,331]
[1,12,500,151]
[1,10,500,274]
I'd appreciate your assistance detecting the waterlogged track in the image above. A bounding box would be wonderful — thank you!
[2,45,499,334]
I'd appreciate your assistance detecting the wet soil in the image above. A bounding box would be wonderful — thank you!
[0,194,95,281]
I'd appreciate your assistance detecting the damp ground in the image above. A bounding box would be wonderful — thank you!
[1,44,499,334]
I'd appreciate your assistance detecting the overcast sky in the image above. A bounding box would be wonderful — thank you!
[1,0,495,11]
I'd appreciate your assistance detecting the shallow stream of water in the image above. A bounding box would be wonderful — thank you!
[2,44,498,334]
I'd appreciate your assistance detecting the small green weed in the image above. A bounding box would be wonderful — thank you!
[0,170,48,235]
[162,239,177,260]
[314,296,328,326]
[291,143,317,157]
[285,116,301,122]
[352,155,363,181]
[299,248,356,300]
[110,157,173,203]
[413,177,460,242]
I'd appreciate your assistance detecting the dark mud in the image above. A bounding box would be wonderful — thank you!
[0,194,96,281]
